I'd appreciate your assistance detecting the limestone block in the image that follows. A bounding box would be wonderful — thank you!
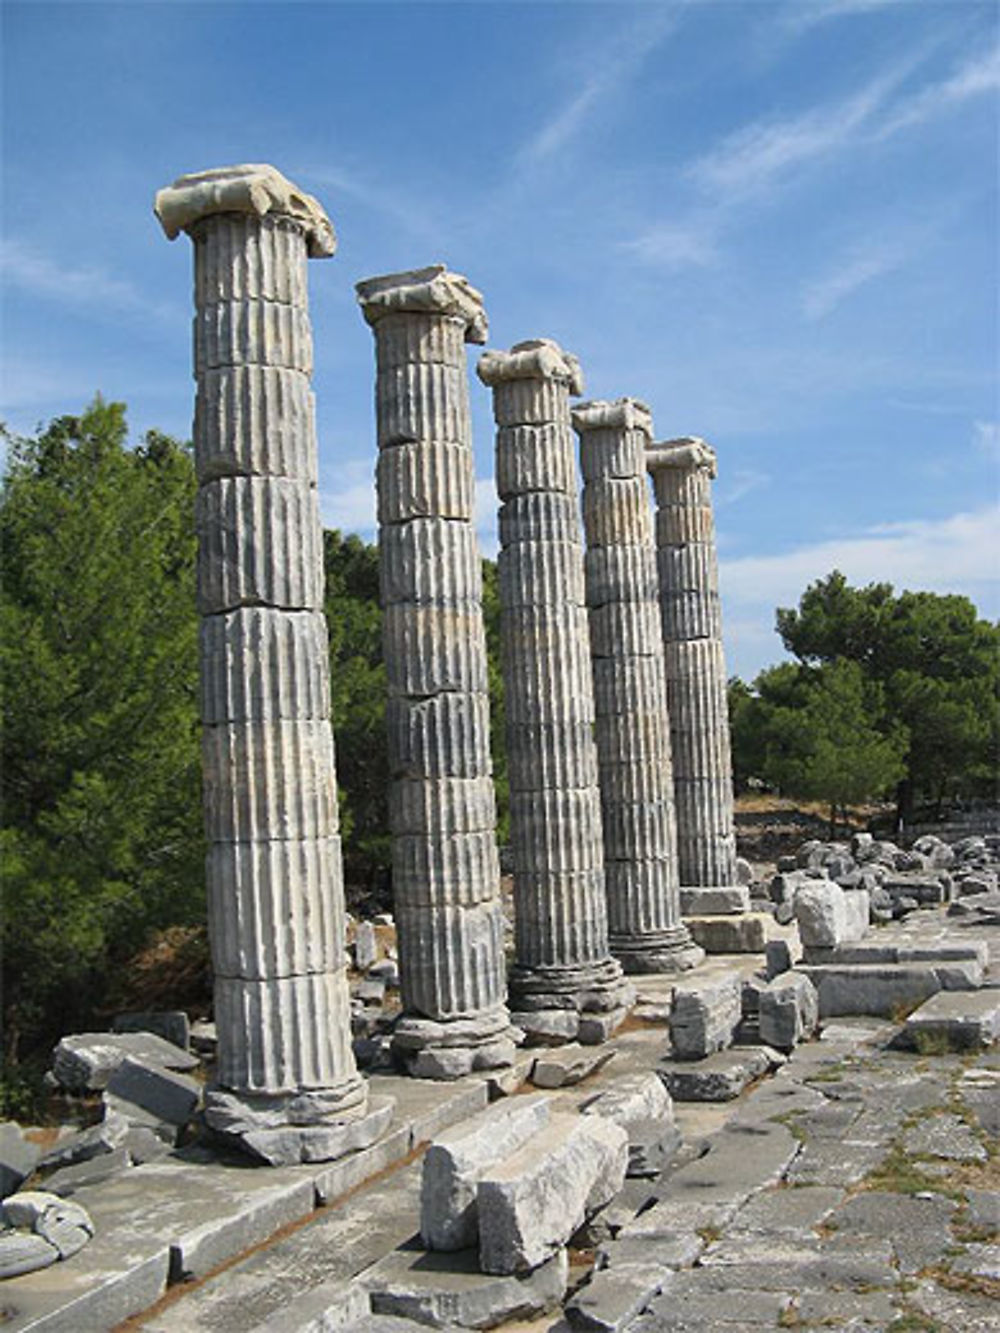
[512,870,609,968]
[678,886,750,915]
[194,300,313,375]
[420,1093,551,1249]
[371,308,467,372]
[595,711,672,765]
[758,972,819,1051]
[506,720,600,791]
[582,478,654,548]
[191,211,310,305]
[903,990,1000,1051]
[386,692,491,778]
[585,544,660,608]
[201,719,338,843]
[50,1033,198,1092]
[656,542,718,595]
[601,800,675,862]
[684,913,768,953]
[394,901,508,1018]
[194,366,316,483]
[376,440,476,524]
[655,504,713,547]
[589,600,662,659]
[499,491,582,545]
[478,1113,629,1274]
[660,1046,776,1101]
[379,516,481,604]
[393,830,500,908]
[598,757,672,806]
[501,610,594,726]
[207,836,345,978]
[375,362,471,446]
[508,787,604,873]
[499,539,586,608]
[200,608,331,723]
[489,377,573,428]
[657,589,722,642]
[604,861,680,932]
[495,422,577,498]
[382,602,489,696]
[213,972,358,1091]
[0,1124,40,1200]
[669,975,742,1059]
[581,1071,673,1128]
[104,1056,201,1129]
[794,881,869,948]
[670,732,732,782]
[389,775,496,837]
[592,654,668,718]
[196,475,323,614]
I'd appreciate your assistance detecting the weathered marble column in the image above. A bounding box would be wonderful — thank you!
[647,438,742,912]
[155,165,391,1163]
[477,340,632,1044]
[572,399,703,974]
[356,266,516,1079]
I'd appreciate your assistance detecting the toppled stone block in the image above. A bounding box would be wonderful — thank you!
[366,1242,568,1329]
[758,972,819,1051]
[189,1020,217,1058]
[37,1107,130,1172]
[353,920,378,970]
[0,1122,41,1200]
[1,1189,94,1263]
[530,1042,616,1089]
[685,913,769,953]
[793,882,869,948]
[104,1056,201,1137]
[111,1010,191,1051]
[659,1047,779,1102]
[765,938,794,980]
[581,1073,679,1178]
[678,886,750,915]
[41,1146,132,1197]
[903,990,1000,1051]
[50,1031,199,1092]
[0,1228,60,1278]
[669,974,741,1059]
[477,1113,628,1274]
[882,874,951,905]
[421,1094,551,1251]
[798,963,947,1017]
[565,1259,670,1331]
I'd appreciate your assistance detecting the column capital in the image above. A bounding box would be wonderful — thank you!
[154,164,335,258]
[647,436,717,479]
[571,397,653,440]
[355,265,488,344]
[476,338,583,394]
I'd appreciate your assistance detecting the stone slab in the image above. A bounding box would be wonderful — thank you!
[659,1047,776,1102]
[530,1043,617,1088]
[364,1241,568,1329]
[684,913,768,953]
[904,988,1000,1050]
[797,961,972,1017]
[678,886,750,916]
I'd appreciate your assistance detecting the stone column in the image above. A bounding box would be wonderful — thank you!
[356,266,516,1079]
[477,341,632,1044]
[647,438,743,912]
[155,165,391,1164]
[572,399,703,974]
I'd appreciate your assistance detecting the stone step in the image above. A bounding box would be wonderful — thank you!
[902,989,1000,1051]
[798,960,984,1018]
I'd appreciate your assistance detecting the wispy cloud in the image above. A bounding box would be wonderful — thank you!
[779,0,903,37]
[874,46,1000,140]
[0,238,182,325]
[514,9,680,170]
[974,420,1000,464]
[801,241,908,319]
[319,459,376,537]
[621,217,719,270]
[717,468,770,507]
[300,162,444,247]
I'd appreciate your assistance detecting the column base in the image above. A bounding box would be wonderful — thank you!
[391,1006,519,1081]
[204,1081,394,1166]
[610,925,705,975]
[508,958,635,1046]
[679,884,751,916]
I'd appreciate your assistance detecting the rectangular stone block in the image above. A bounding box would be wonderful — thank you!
[104,1057,200,1129]
[196,475,324,614]
[477,1113,629,1274]
[420,1094,551,1250]
[207,836,345,979]
[382,603,489,696]
[678,886,750,915]
[194,366,316,483]
[200,608,331,724]
[796,963,945,1017]
[684,913,768,953]
[376,440,476,524]
[201,720,339,843]
[669,974,742,1059]
[386,692,491,779]
[496,422,576,498]
[903,990,1000,1051]
[379,517,481,605]
[758,972,819,1051]
[794,882,869,949]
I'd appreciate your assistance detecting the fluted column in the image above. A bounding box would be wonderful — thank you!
[477,341,632,1044]
[155,165,391,1163]
[573,399,703,974]
[648,438,739,898]
[356,266,516,1079]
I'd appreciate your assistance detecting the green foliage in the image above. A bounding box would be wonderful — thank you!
[481,557,509,846]
[1,399,204,1062]
[776,571,1000,822]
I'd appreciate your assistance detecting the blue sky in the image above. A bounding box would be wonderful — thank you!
[3,0,997,679]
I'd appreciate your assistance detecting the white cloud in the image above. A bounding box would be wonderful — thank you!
[779,0,903,37]
[0,238,181,324]
[319,459,376,537]
[801,241,908,319]
[974,420,1000,462]
[475,475,499,558]
[875,47,1000,140]
[621,219,719,271]
[720,506,1000,678]
[717,468,770,507]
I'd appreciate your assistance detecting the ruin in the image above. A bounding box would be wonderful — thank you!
[478,339,632,1044]
[355,265,516,1078]
[573,399,704,974]
[153,165,390,1162]
[647,437,745,917]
